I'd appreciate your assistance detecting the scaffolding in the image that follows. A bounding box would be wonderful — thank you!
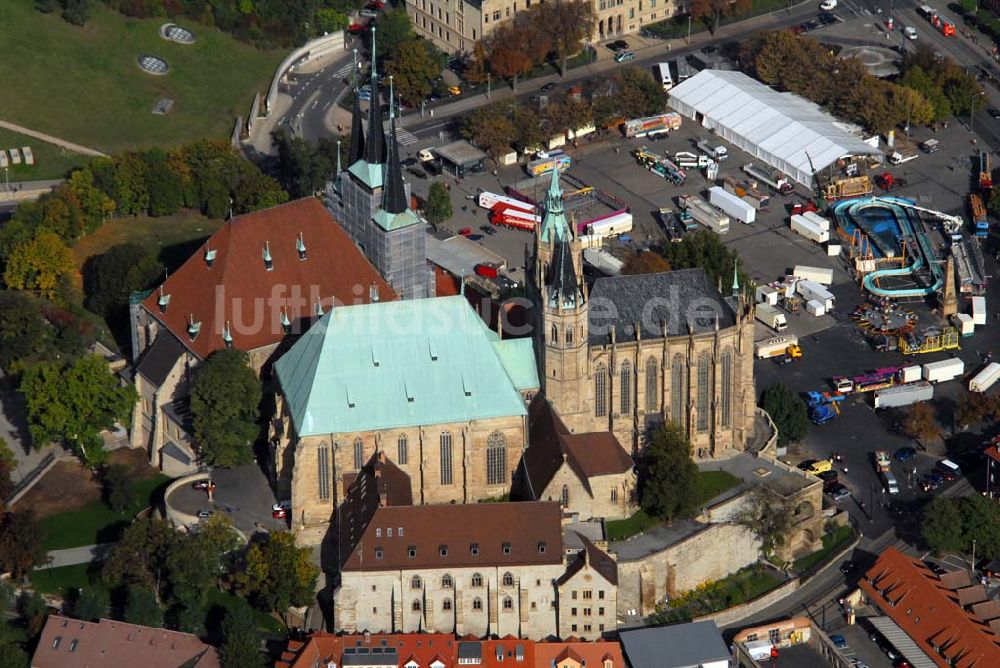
[898,327,960,355]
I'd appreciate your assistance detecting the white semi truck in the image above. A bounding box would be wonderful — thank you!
[755,304,788,332]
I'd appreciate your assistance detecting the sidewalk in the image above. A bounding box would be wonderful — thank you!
[38,543,113,570]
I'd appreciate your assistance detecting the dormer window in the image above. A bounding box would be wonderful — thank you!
[263,241,273,271]
[157,287,170,312]
[222,321,233,348]
[537,541,546,554]
[439,545,448,557]
[369,283,379,302]
[296,232,307,260]
[187,315,201,340]
[204,245,216,267]
[314,298,324,317]
[470,543,480,556]
[502,542,511,555]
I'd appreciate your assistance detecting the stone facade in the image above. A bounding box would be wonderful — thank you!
[335,563,565,637]
[555,551,618,640]
[539,465,634,521]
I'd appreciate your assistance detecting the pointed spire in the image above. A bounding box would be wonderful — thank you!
[381,76,408,215]
[348,90,365,165]
[363,27,385,165]
[335,139,342,179]
[538,167,569,244]
[731,260,740,297]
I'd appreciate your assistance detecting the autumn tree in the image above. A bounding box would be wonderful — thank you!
[0,510,46,578]
[190,349,262,468]
[102,517,181,592]
[2,232,74,302]
[510,104,547,154]
[539,0,596,75]
[462,105,516,162]
[956,391,1000,428]
[386,40,441,105]
[622,251,671,275]
[902,402,939,442]
[0,291,51,371]
[489,24,535,90]
[465,41,490,86]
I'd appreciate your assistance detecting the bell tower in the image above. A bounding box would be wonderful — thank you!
[531,169,591,432]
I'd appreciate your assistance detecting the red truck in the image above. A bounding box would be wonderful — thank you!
[474,263,499,279]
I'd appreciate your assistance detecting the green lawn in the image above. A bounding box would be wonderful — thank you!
[691,470,742,508]
[29,563,94,597]
[0,1,283,152]
[720,567,784,603]
[41,474,171,551]
[792,524,856,573]
[0,127,88,181]
[606,509,661,542]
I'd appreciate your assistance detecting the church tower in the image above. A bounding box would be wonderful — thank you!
[533,169,590,432]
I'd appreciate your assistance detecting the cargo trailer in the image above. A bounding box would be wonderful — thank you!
[793,265,834,285]
[789,215,830,243]
[755,304,788,332]
[952,313,975,336]
[678,194,729,234]
[805,299,826,316]
[969,362,1000,392]
[900,365,922,384]
[797,280,835,311]
[708,186,756,224]
[874,382,934,409]
[755,335,801,359]
[971,296,986,325]
[922,358,965,383]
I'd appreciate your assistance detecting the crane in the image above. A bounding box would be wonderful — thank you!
[873,197,964,234]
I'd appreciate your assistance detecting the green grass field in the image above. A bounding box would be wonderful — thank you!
[0,127,88,181]
[792,524,855,573]
[0,1,283,152]
[41,474,171,551]
[29,563,94,597]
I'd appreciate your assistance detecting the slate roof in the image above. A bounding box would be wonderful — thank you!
[522,396,633,498]
[588,268,736,345]
[274,295,535,436]
[135,330,185,386]
[619,621,730,668]
[340,501,563,572]
[140,198,395,360]
[556,534,619,586]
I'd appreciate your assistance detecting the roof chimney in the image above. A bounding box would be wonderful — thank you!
[263,241,273,271]
[204,244,216,268]
[369,283,379,302]
[222,321,233,348]
[296,232,307,261]
[187,314,201,340]
[280,307,291,333]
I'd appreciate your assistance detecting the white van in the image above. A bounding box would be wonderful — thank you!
[904,26,918,39]
[883,471,900,494]
[937,459,961,476]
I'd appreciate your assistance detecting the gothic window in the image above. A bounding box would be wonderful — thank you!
[671,353,685,425]
[561,484,570,507]
[472,573,483,588]
[353,437,364,470]
[503,596,514,610]
[611,487,618,504]
[595,363,608,417]
[411,575,422,590]
[412,599,421,611]
[565,327,573,344]
[473,597,483,611]
[317,443,330,501]
[397,434,408,465]
[503,572,514,587]
[486,431,507,486]
[645,357,658,412]
[443,598,452,611]
[442,574,453,589]
[440,432,453,485]
[721,349,733,428]
[620,360,632,414]
[697,353,711,432]
[550,324,557,344]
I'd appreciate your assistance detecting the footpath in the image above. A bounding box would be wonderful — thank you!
[0,120,107,158]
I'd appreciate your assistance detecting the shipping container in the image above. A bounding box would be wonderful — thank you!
[793,265,834,285]
[971,296,987,325]
[874,382,934,409]
[969,362,1000,393]
[952,312,975,336]
[805,299,826,316]
[922,358,965,383]
[708,186,756,224]
[789,215,830,243]
[586,211,634,238]
[900,365,923,384]
[801,211,831,232]
[756,285,779,306]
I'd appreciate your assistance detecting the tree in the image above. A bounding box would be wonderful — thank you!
[0,437,16,504]
[638,422,699,522]
[902,402,939,442]
[190,349,262,468]
[36,0,60,13]
[760,383,809,447]
[270,129,332,199]
[61,0,90,26]
[960,495,1000,560]
[73,587,110,622]
[236,531,319,612]
[0,291,51,371]
[19,355,137,464]
[510,104,547,154]
[124,586,163,628]
[0,643,28,668]
[83,243,163,319]
[166,516,240,609]
[661,230,744,288]
[734,486,795,560]
[489,24,535,90]
[900,65,953,120]
[956,391,1000,428]
[424,182,453,229]
[143,149,186,217]
[622,251,671,275]
[103,463,137,512]
[922,496,965,554]
[0,510,46,578]
[539,0,596,75]
[2,232,75,302]
[102,517,181,592]
[373,10,415,61]
[465,41,489,86]
[314,8,348,34]
[462,106,515,162]
[612,67,668,119]
[18,591,47,636]
[219,598,265,668]
[386,39,441,106]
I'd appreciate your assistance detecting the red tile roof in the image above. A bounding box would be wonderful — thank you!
[341,501,563,573]
[860,547,1000,667]
[32,615,219,668]
[275,632,457,667]
[141,197,396,359]
[533,640,626,667]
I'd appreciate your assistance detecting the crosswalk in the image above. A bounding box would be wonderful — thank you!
[384,121,418,145]
[333,63,355,78]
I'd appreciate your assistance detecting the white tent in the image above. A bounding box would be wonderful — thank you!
[668,69,881,187]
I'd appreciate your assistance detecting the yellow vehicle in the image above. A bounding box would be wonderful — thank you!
[806,459,833,475]
[874,450,891,473]
[448,85,462,96]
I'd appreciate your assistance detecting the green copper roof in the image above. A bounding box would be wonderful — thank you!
[372,208,421,231]
[274,296,536,436]
[348,159,383,189]
[538,167,569,244]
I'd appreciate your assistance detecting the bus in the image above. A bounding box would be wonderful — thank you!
[654,62,673,91]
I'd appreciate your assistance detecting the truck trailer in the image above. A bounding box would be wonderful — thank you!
[755,304,788,332]
[708,186,756,224]
[969,362,1000,393]
[971,296,987,326]
[922,358,965,383]
[755,335,801,359]
[623,112,682,138]
[586,211,633,239]
[874,382,934,409]
[801,211,831,232]
[789,215,830,243]
[678,194,729,234]
[793,265,834,285]
[696,138,728,161]
[797,280,835,311]
[742,162,794,194]
[583,248,624,276]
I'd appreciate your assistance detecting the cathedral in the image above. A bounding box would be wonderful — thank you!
[527,169,758,459]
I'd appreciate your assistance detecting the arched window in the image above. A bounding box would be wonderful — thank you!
[411,575,422,590]
[440,432,453,485]
[472,597,483,611]
[471,573,483,588]
[397,434,408,465]
[503,572,514,587]
[595,363,608,417]
[565,327,573,344]
[671,353,685,425]
[317,442,330,501]
[486,431,507,486]
[721,349,733,428]
[412,599,421,612]
[503,596,514,610]
[620,360,632,414]
[561,484,570,507]
[697,353,711,432]
[611,487,618,504]
[442,598,452,611]
[550,324,557,344]
[353,438,364,470]
[442,574,453,589]
[645,358,658,412]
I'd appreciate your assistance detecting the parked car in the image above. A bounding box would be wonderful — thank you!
[468,234,484,241]
[192,480,211,490]
[989,107,1000,119]
[820,0,837,9]
[401,157,418,167]
[614,51,636,63]
[480,225,496,235]
[272,500,291,512]
[448,85,462,96]
[360,8,378,18]
[818,12,838,24]
[828,484,851,501]
[607,39,629,52]
[272,507,288,519]
[830,634,848,649]
[894,446,917,462]
[495,276,519,291]
[541,82,556,93]
[818,470,839,484]
[921,472,943,492]
[458,227,473,236]
[806,459,833,475]
[840,560,857,574]
[197,510,214,519]
[348,23,367,35]
[904,25,918,39]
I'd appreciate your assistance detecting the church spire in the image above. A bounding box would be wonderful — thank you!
[363,27,385,166]
[382,76,408,215]
[538,166,570,244]
[731,260,740,298]
[347,48,365,165]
